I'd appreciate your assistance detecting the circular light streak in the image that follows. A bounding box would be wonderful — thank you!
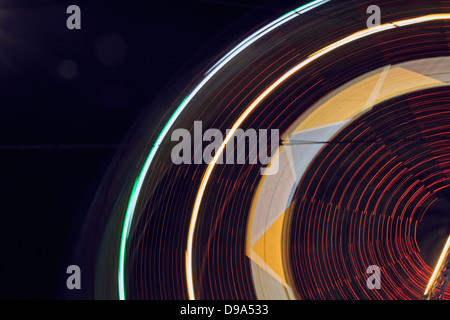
[118,0,331,300]
[108,1,450,300]
[186,14,450,300]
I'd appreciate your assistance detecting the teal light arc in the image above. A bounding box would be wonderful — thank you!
[118,0,330,300]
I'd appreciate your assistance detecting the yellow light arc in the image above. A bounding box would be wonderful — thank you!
[424,235,450,296]
[186,14,450,300]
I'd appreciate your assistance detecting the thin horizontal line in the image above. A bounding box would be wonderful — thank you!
[0,144,173,150]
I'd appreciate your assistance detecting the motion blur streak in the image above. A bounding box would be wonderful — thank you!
[185,13,450,300]
[118,0,330,300]
[424,235,450,295]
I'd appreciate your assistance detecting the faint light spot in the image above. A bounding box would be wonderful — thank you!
[58,60,79,79]
[95,33,127,66]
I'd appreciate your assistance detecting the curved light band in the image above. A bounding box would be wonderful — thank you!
[186,14,450,300]
[118,0,330,300]
[424,235,450,296]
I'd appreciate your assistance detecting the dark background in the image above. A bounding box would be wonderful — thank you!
[0,0,303,299]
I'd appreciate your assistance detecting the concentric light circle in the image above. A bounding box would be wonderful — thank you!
[76,0,450,300]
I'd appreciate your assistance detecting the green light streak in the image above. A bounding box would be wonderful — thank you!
[117,0,328,300]
[118,97,188,300]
